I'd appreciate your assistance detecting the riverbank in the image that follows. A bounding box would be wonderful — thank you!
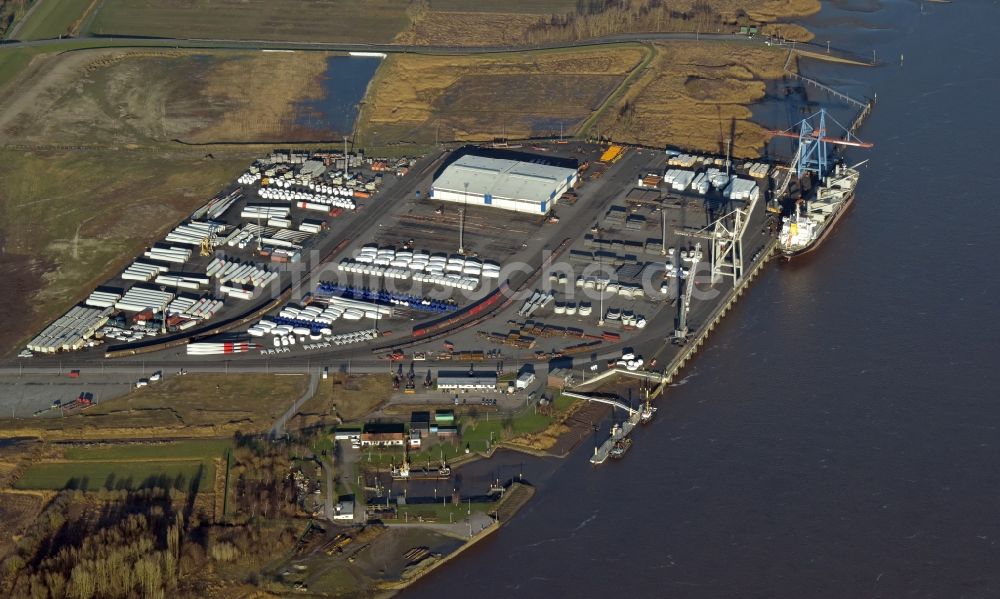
[373,483,535,596]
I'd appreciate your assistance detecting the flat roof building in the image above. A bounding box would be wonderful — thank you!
[437,370,498,391]
[361,422,406,446]
[334,498,355,520]
[431,155,578,215]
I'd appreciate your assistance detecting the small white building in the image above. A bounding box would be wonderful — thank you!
[437,370,498,391]
[334,498,354,520]
[431,155,578,215]
[515,372,536,390]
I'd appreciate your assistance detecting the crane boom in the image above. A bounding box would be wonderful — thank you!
[674,244,700,342]
[767,130,874,148]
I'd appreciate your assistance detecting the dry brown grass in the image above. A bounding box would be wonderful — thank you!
[294,373,393,427]
[0,49,333,146]
[733,0,820,22]
[0,491,46,558]
[593,42,790,157]
[0,374,309,440]
[396,0,819,47]
[192,52,329,143]
[357,46,646,149]
[0,48,335,354]
[509,423,571,452]
[760,22,815,42]
[393,11,544,47]
[89,0,411,43]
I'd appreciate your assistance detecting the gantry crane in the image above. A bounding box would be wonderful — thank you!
[767,108,873,182]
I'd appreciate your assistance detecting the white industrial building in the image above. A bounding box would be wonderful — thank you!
[431,155,578,214]
[437,370,498,391]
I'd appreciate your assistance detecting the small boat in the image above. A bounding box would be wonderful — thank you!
[639,401,657,424]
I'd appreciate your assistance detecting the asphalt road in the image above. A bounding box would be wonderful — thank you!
[1,27,873,65]
[269,370,319,438]
[4,31,764,55]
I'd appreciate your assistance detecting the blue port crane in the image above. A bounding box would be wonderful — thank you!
[768,108,873,181]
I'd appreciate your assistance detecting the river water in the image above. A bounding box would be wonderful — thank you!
[404,2,1000,597]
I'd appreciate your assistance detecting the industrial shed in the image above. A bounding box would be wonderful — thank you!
[436,370,498,391]
[431,155,578,214]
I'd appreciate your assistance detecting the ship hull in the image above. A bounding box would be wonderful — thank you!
[781,190,856,259]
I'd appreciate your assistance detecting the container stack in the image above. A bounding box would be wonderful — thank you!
[192,190,242,220]
[219,284,255,300]
[519,290,554,317]
[241,205,290,220]
[744,162,771,179]
[144,245,193,264]
[258,182,357,210]
[667,154,698,168]
[298,220,324,234]
[663,169,696,191]
[705,168,732,189]
[154,273,210,290]
[723,177,759,201]
[164,221,226,246]
[26,305,111,353]
[341,245,493,289]
[114,287,175,312]
[85,290,122,308]
[182,297,224,320]
[207,258,278,288]
[121,260,168,282]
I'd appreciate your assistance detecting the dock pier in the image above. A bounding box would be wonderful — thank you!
[591,409,641,465]
[653,236,778,397]
[582,236,778,465]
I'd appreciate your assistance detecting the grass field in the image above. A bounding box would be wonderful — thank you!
[0,46,39,89]
[0,374,309,439]
[12,0,93,40]
[295,374,392,428]
[356,45,646,152]
[14,459,214,491]
[88,0,411,43]
[0,148,253,355]
[395,499,492,523]
[62,439,233,461]
[13,439,232,492]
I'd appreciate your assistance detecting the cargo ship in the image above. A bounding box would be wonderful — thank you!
[778,161,864,258]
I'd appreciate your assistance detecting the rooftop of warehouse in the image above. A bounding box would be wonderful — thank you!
[433,155,577,203]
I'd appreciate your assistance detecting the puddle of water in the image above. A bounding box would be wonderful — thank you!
[294,55,382,137]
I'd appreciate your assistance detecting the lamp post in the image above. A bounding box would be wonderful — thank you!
[459,182,468,254]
